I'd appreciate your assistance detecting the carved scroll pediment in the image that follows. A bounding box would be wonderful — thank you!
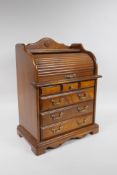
[26,37,69,50]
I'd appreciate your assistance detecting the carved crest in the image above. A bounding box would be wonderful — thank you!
[26,37,69,49]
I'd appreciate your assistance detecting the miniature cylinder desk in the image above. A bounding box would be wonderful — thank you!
[16,38,101,155]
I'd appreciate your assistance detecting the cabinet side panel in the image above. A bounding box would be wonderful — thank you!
[16,44,39,140]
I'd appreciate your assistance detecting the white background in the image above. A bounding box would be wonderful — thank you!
[0,0,117,174]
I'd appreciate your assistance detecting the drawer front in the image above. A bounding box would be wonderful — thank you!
[41,85,61,95]
[40,101,94,126]
[80,80,95,89]
[62,82,78,91]
[40,80,95,96]
[40,87,94,111]
[41,114,93,140]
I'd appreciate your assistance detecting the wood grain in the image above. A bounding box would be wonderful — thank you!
[40,100,94,126]
[16,44,39,140]
[41,114,93,140]
[41,84,61,95]
[40,87,94,111]
[16,38,101,155]
[33,53,94,83]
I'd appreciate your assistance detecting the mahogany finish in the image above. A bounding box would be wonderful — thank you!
[16,38,101,155]
[41,114,93,140]
[40,87,94,111]
[40,101,93,127]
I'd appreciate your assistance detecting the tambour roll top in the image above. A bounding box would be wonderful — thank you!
[25,38,98,85]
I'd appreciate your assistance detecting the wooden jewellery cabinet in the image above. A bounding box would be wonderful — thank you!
[16,38,101,155]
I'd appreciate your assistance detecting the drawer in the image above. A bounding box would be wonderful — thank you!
[41,85,61,95]
[40,101,94,126]
[80,80,95,89]
[40,87,94,111]
[41,114,93,140]
[62,82,78,91]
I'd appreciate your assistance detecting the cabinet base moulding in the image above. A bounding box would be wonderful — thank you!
[17,123,99,155]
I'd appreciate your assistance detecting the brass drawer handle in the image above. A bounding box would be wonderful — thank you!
[65,73,76,79]
[51,98,64,106]
[51,124,63,134]
[76,118,87,126]
[68,85,75,90]
[77,105,88,112]
[77,92,88,100]
[50,112,63,121]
